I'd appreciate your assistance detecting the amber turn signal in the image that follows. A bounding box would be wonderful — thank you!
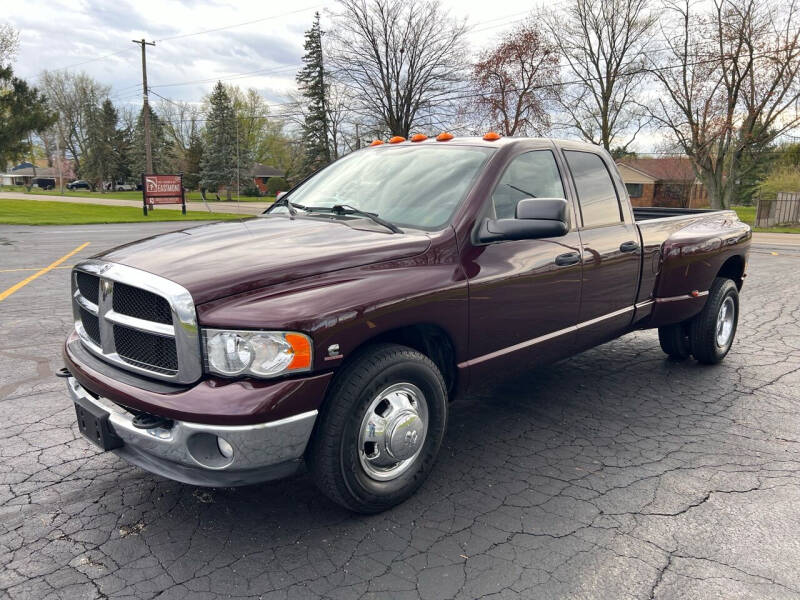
[369,139,384,146]
[483,131,501,141]
[285,333,312,370]
[388,136,406,144]
[436,132,454,141]
[410,133,428,142]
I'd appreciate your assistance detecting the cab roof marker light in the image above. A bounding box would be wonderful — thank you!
[483,131,501,141]
[370,139,384,146]
[436,132,454,141]
[388,136,406,144]
[410,133,427,142]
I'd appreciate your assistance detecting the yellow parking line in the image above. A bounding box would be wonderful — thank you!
[0,242,89,302]
[0,265,73,273]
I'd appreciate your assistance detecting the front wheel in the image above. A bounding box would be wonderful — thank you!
[689,277,740,364]
[307,343,448,513]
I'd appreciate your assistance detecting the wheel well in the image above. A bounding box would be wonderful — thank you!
[369,324,457,394]
[717,255,745,289]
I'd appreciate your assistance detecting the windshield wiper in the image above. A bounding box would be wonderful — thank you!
[505,183,537,198]
[305,204,403,233]
[270,195,307,216]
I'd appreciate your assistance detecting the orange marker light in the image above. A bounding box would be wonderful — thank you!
[286,333,312,370]
[410,133,428,142]
[370,139,384,146]
[436,132,454,141]
[483,131,501,141]
[388,136,406,144]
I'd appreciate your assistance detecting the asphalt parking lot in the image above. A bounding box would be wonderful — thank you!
[2,222,800,599]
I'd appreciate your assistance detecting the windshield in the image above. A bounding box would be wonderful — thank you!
[270,145,494,230]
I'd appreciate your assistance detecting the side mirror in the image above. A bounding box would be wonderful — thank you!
[478,198,570,242]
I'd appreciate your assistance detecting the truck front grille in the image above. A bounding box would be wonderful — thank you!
[71,261,201,383]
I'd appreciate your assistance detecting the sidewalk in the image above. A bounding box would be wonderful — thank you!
[0,191,270,216]
[751,232,800,247]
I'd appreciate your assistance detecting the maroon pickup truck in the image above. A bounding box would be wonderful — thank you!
[63,136,751,512]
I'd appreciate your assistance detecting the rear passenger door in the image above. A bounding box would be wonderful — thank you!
[563,150,641,349]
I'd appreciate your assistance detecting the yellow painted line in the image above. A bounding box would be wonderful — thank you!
[0,242,89,301]
[0,265,73,273]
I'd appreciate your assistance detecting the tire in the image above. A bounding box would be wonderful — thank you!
[689,277,739,364]
[658,322,691,359]
[307,343,448,513]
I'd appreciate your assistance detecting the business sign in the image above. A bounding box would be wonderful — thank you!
[141,173,186,215]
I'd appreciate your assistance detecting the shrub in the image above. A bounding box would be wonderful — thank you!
[242,183,261,197]
[759,167,800,201]
[265,177,288,196]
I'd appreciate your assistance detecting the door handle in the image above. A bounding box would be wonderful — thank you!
[620,240,640,253]
[555,252,581,266]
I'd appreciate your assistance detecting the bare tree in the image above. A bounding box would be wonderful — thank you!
[0,24,19,67]
[545,0,656,151]
[650,0,800,208]
[157,98,201,156]
[39,70,109,177]
[470,21,561,136]
[328,0,469,138]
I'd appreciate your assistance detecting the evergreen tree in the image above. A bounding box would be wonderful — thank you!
[183,124,204,190]
[200,82,238,199]
[0,66,54,166]
[85,99,124,191]
[297,13,331,175]
[131,104,174,175]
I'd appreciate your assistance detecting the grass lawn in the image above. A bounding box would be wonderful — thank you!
[0,199,247,225]
[732,205,800,234]
[0,185,275,203]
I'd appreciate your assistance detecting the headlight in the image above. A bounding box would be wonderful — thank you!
[203,329,312,378]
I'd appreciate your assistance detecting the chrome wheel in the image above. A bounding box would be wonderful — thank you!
[358,382,428,482]
[716,296,735,347]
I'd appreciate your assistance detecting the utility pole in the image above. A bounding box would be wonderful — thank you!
[132,38,156,174]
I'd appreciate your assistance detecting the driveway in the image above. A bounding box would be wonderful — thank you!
[1,223,799,599]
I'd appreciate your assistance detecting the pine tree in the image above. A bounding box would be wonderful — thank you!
[297,13,331,175]
[131,104,175,176]
[183,125,204,191]
[200,82,237,199]
[85,99,122,192]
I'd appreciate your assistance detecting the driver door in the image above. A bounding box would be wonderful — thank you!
[464,149,583,377]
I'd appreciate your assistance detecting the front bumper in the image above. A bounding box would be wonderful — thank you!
[67,376,318,487]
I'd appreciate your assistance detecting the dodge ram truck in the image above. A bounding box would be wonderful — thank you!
[63,135,751,513]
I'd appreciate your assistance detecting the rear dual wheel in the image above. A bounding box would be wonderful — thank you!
[307,343,448,514]
[658,277,739,364]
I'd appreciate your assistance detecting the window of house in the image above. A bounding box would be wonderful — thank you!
[491,151,565,219]
[564,151,623,227]
[626,183,643,198]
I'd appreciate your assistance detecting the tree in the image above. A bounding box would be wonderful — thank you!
[297,13,332,173]
[0,24,19,67]
[85,99,122,191]
[131,104,174,176]
[328,0,469,138]
[649,0,800,208]
[471,22,561,136]
[40,71,109,177]
[200,82,237,199]
[545,0,656,151]
[183,128,204,190]
[0,67,55,167]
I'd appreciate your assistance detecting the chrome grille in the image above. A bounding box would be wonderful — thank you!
[71,260,201,383]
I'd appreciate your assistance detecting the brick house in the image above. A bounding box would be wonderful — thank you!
[616,157,709,208]
[250,163,284,195]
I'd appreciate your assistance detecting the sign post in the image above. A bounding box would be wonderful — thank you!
[142,173,185,216]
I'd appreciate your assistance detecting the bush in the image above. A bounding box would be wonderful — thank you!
[265,177,288,196]
[759,167,800,201]
[242,183,261,197]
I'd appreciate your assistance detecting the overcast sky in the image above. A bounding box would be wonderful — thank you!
[8,1,537,103]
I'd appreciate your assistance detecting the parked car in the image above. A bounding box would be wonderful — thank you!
[115,183,135,191]
[62,136,751,513]
[32,177,55,190]
[66,180,91,190]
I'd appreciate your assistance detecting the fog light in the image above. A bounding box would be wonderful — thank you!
[217,437,234,459]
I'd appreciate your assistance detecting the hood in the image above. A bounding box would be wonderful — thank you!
[100,216,431,304]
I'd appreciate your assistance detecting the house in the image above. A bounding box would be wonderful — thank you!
[250,163,284,194]
[0,163,60,188]
[616,157,709,208]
